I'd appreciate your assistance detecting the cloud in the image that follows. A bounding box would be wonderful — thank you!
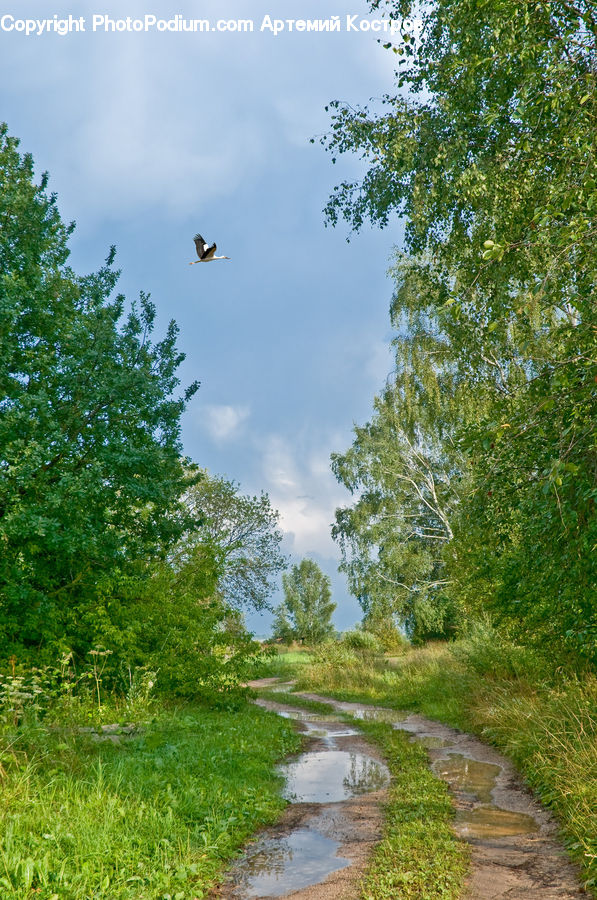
[259,435,349,558]
[203,404,250,441]
[0,0,407,225]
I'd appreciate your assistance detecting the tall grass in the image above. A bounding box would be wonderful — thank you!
[257,646,315,681]
[297,631,597,893]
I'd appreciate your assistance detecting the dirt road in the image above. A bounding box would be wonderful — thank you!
[213,685,587,900]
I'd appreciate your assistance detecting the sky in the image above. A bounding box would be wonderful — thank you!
[2,1,406,634]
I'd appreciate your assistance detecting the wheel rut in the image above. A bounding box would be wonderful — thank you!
[212,682,588,900]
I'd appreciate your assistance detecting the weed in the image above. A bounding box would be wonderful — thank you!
[0,703,301,898]
[297,633,597,894]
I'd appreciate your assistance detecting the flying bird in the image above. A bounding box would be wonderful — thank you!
[190,233,230,264]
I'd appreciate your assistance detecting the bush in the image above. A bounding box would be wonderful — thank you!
[452,620,552,684]
[341,629,383,653]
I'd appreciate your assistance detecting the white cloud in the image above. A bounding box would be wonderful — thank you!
[203,404,250,441]
[262,436,300,492]
[259,434,348,558]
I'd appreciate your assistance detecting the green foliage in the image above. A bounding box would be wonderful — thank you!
[180,469,286,611]
[0,701,301,898]
[341,628,383,654]
[0,124,198,656]
[331,259,469,642]
[272,559,336,644]
[93,545,268,702]
[321,1,597,661]
[361,607,410,654]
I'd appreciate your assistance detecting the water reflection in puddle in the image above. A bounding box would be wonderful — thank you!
[346,707,407,725]
[268,683,296,693]
[232,828,350,897]
[282,750,390,803]
[278,710,339,723]
[432,755,502,804]
[427,752,540,839]
[276,710,360,743]
[456,806,539,839]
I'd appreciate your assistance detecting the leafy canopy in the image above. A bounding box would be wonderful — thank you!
[322,0,597,660]
[180,470,286,612]
[0,124,198,655]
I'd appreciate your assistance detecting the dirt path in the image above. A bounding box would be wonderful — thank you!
[213,693,390,900]
[303,692,588,900]
[213,683,588,900]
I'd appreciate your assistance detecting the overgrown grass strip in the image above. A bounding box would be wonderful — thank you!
[343,716,469,900]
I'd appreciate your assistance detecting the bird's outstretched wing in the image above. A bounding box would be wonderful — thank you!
[194,234,208,259]
[202,243,217,261]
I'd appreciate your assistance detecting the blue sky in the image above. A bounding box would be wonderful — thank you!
[2,1,405,633]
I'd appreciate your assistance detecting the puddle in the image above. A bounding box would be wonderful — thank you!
[410,734,453,750]
[274,708,360,744]
[430,753,540,840]
[415,735,452,749]
[432,754,502,804]
[231,828,350,897]
[455,806,539,839]
[299,724,361,743]
[281,750,389,803]
[278,710,340,724]
[344,706,407,725]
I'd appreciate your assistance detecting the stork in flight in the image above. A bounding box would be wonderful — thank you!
[189,233,230,263]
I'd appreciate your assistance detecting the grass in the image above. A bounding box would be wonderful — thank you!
[257,647,314,682]
[253,681,469,899]
[353,717,469,900]
[293,633,597,895]
[0,702,301,899]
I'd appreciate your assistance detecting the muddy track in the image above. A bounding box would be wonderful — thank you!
[213,684,588,900]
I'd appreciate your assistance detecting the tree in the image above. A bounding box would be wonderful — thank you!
[320,1,597,661]
[273,559,336,645]
[180,470,286,611]
[332,257,470,641]
[0,125,198,656]
[102,544,266,701]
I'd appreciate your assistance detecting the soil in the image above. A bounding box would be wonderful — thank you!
[211,683,588,900]
[212,694,388,900]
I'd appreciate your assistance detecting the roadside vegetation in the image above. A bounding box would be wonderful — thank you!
[277,627,597,895]
[0,664,301,899]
